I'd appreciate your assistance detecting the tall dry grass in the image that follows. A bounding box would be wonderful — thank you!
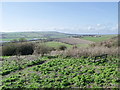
[50,46,118,58]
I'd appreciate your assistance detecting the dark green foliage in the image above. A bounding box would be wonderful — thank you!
[2,42,34,56]
[18,38,27,42]
[11,39,18,43]
[2,43,17,56]
[10,38,27,43]
[1,58,46,76]
[1,56,119,88]
[58,45,67,50]
[16,43,34,55]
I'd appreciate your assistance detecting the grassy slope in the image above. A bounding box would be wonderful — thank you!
[81,35,117,42]
[45,35,117,48]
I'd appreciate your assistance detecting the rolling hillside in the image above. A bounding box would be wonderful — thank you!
[80,35,117,42]
[1,31,70,41]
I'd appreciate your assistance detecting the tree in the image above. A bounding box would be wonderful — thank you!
[11,39,18,43]
[19,38,27,42]
[58,45,67,50]
[34,43,52,56]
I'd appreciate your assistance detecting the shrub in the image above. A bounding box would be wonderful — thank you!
[19,38,27,42]
[2,43,17,56]
[16,43,34,55]
[33,43,52,56]
[58,45,67,50]
[0,46,2,56]
[2,42,34,56]
[11,39,18,43]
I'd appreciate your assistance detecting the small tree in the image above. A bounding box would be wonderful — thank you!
[58,45,67,50]
[19,38,27,42]
[34,43,52,56]
[11,39,18,43]
[16,43,34,55]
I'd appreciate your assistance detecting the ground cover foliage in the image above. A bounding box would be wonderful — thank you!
[1,55,119,89]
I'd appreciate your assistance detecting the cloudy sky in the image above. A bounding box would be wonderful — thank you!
[1,2,118,34]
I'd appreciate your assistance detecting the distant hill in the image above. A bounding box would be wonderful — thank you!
[1,31,70,41]
[1,31,118,42]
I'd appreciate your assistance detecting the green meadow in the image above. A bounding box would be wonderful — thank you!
[81,35,117,42]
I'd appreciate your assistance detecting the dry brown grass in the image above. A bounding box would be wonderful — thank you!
[54,37,94,45]
[90,36,119,48]
[0,46,2,56]
[50,46,118,57]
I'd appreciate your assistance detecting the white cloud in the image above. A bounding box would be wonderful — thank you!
[87,26,95,30]
[111,24,118,31]
[1,23,118,34]
[96,24,101,27]
[87,24,118,34]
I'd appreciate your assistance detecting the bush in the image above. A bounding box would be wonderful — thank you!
[33,43,52,56]
[19,38,27,42]
[16,43,34,55]
[90,36,119,48]
[2,43,17,56]
[58,45,67,50]
[11,39,18,43]
[2,42,34,56]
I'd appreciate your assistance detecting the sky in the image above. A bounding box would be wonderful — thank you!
[1,2,118,34]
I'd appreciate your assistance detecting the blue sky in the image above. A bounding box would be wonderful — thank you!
[1,2,118,34]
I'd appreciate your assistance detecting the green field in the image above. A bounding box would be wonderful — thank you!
[1,55,119,88]
[0,56,10,59]
[1,31,117,42]
[81,35,117,42]
[1,31,69,41]
[0,39,13,41]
